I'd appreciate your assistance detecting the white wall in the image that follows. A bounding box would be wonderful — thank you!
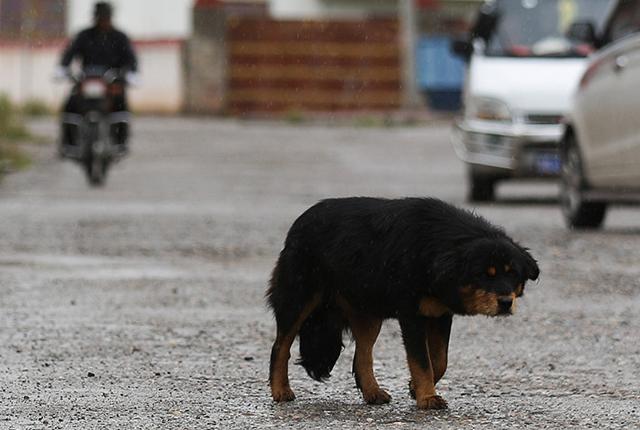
[128,42,185,112]
[269,0,397,19]
[67,0,194,39]
[269,0,324,18]
[0,45,67,108]
[0,42,184,113]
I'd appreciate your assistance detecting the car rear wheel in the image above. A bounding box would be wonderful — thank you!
[468,171,496,202]
[560,134,606,229]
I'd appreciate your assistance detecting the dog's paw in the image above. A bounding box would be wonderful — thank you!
[363,388,391,405]
[271,386,296,402]
[416,395,448,410]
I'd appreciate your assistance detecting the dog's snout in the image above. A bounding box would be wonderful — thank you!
[498,297,513,313]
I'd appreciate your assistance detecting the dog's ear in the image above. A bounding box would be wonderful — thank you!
[515,244,539,281]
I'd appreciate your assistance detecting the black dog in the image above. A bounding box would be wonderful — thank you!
[267,197,539,409]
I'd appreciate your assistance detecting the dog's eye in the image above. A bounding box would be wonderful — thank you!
[504,264,511,273]
[487,266,496,277]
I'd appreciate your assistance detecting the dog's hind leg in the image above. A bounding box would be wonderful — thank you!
[348,315,390,405]
[400,317,448,410]
[269,293,321,402]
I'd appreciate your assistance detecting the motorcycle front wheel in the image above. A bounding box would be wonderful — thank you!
[84,140,109,187]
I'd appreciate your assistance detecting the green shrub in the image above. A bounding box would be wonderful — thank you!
[0,94,12,131]
[0,143,31,173]
[0,94,32,175]
[22,99,52,117]
[0,93,30,141]
[284,109,306,124]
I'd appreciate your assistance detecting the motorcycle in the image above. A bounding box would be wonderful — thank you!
[60,67,131,186]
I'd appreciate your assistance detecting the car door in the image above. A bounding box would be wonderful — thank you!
[605,35,640,185]
[580,0,640,186]
[575,48,619,184]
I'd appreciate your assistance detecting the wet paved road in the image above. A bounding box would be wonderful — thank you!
[1,118,639,429]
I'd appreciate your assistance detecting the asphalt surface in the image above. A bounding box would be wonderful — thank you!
[1,117,639,429]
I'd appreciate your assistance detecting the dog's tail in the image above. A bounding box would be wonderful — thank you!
[297,302,346,381]
[267,242,345,382]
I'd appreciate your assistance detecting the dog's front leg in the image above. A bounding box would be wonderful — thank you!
[399,317,448,410]
[427,314,452,385]
[409,314,452,399]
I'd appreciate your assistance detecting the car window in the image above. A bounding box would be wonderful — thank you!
[484,0,612,58]
[608,0,640,42]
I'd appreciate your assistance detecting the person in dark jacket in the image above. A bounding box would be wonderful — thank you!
[57,2,138,154]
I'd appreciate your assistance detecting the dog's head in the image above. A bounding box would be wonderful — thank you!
[433,237,539,316]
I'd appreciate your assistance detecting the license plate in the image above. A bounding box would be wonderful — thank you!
[535,153,561,174]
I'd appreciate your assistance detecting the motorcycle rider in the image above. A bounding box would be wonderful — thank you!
[56,2,138,156]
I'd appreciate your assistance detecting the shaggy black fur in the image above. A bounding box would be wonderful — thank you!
[267,197,539,406]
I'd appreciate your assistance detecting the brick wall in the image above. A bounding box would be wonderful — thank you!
[184,4,402,114]
[0,0,66,39]
[226,18,401,113]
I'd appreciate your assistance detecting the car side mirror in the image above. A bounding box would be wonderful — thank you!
[473,6,498,42]
[567,21,597,45]
[451,39,473,61]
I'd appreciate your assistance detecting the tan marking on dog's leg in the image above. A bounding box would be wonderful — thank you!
[409,379,416,399]
[270,294,321,402]
[349,315,390,405]
[426,316,452,385]
[270,333,297,402]
[407,355,447,409]
[429,338,448,385]
[410,316,451,397]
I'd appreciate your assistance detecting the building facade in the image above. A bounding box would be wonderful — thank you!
[0,0,193,112]
[0,0,66,39]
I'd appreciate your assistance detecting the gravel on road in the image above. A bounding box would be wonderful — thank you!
[0,118,639,429]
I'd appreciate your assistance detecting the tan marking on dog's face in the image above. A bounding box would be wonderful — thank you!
[487,266,496,277]
[504,264,511,273]
[461,287,499,315]
[460,286,517,316]
[514,283,524,297]
[418,297,451,318]
[508,292,518,312]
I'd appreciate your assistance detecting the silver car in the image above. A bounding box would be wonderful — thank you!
[561,0,640,228]
[451,0,613,202]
